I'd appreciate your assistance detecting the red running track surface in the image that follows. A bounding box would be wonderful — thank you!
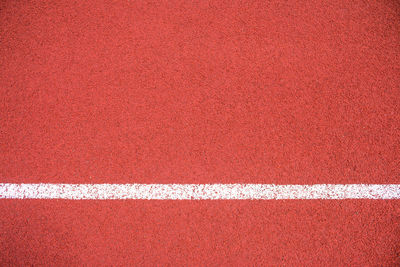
[1,0,400,265]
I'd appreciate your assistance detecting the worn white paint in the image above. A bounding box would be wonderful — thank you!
[0,184,399,199]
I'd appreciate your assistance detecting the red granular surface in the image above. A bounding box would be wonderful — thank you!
[1,0,399,265]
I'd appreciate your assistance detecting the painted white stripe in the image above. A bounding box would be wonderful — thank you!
[0,184,399,199]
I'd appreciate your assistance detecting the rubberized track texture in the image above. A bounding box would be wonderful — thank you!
[1,0,400,266]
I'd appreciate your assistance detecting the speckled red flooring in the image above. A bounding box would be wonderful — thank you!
[1,1,399,265]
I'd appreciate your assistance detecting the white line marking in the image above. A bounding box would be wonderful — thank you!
[0,184,399,199]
